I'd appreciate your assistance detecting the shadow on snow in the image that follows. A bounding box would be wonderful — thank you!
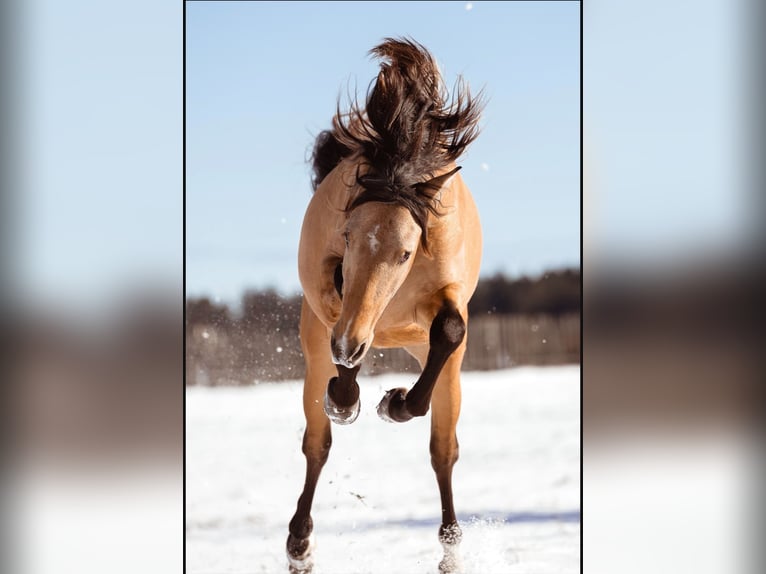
[350,509,581,532]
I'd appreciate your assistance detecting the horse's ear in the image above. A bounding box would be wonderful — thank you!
[414,166,462,197]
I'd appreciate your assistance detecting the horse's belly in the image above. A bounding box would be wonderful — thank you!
[372,323,428,348]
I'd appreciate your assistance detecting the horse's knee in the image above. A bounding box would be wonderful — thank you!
[430,302,466,354]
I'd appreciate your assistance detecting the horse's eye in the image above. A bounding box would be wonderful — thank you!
[343,231,349,247]
[399,251,411,264]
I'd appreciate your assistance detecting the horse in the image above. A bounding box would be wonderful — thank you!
[286,38,484,574]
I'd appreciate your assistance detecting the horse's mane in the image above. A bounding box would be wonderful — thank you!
[310,37,484,246]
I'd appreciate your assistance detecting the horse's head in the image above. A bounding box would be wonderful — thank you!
[330,202,421,368]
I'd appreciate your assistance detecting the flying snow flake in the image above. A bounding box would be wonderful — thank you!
[465,2,473,11]
[202,331,210,339]
[280,217,287,224]
[542,339,547,344]
[276,346,283,353]
[480,162,490,172]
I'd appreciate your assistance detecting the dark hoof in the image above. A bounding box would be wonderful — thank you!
[286,532,315,574]
[324,390,360,425]
[376,387,413,423]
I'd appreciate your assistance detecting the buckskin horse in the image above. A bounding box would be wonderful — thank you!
[287,37,484,574]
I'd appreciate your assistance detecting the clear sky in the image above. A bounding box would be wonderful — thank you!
[13,0,751,309]
[585,0,751,265]
[186,1,581,302]
[15,0,182,309]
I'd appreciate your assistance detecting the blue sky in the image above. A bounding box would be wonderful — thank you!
[585,0,750,264]
[15,0,182,309]
[186,1,581,301]
[14,0,751,309]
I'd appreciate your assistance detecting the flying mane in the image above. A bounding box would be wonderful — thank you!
[310,37,484,247]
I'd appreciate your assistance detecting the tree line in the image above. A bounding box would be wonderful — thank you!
[186,268,580,385]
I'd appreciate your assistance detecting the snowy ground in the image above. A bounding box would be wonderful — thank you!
[186,366,580,573]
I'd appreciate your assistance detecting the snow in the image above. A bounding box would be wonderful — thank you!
[186,366,580,573]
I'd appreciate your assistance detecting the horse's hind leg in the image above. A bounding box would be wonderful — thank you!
[430,346,466,574]
[286,300,336,573]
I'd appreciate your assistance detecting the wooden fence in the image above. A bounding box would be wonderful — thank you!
[186,313,580,386]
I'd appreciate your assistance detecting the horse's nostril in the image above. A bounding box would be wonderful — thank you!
[350,342,366,364]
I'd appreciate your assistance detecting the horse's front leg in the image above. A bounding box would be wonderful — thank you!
[430,348,465,573]
[287,301,336,574]
[377,299,465,422]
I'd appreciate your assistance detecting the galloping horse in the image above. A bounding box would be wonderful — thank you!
[287,38,484,574]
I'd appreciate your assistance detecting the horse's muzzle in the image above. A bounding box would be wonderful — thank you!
[330,335,367,368]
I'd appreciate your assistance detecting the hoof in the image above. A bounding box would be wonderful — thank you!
[438,524,463,573]
[286,532,315,574]
[324,391,360,425]
[376,387,412,423]
[438,550,463,574]
[439,522,463,545]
